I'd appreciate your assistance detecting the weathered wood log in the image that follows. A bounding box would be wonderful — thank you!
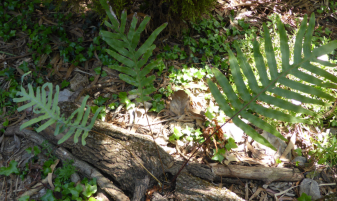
[211,164,304,183]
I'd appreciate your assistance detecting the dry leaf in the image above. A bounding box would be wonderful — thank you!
[170,90,189,116]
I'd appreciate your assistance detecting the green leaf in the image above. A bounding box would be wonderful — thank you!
[205,107,215,120]
[93,67,101,75]
[61,80,70,89]
[225,138,238,151]
[298,193,312,201]
[119,92,128,104]
[69,184,83,199]
[82,182,97,197]
[19,61,29,72]
[108,102,119,110]
[33,146,41,156]
[41,189,56,201]
[0,160,20,176]
[18,195,30,201]
[169,128,184,142]
[25,147,32,154]
[2,118,9,127]
[212,148,226,163]
[93,96,109,106]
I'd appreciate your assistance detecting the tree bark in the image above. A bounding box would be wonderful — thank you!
[39,102,175,194]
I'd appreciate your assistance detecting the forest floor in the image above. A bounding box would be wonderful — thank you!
[1,0,337,200]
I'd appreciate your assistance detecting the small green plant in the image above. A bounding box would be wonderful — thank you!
[186,128,204,143]
[149,94,165,112]
[169,127,184,142]
[26,145,41,156]
[13,73,102,145]
[298,192,312,201]
[211,137,237,163]
[54,159,76,183]
[61,80,70,89]
[295,148,303,156]
[212,148,226,163]
[99,0,167,103]
[119,92,135,110]
[309,135,337,167]
[0,160,20,176]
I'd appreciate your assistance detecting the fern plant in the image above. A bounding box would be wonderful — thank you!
[99,0,167,103]
[207,14,337,150]
[13,74,102,146]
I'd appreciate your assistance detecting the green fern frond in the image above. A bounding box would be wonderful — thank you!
[207,14,337,150]
[99,0,167,102]
[13,81,102,145]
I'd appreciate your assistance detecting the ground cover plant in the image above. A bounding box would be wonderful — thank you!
[1,0,337,200]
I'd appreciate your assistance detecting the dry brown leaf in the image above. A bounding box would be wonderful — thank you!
[65,64,76,79]
[69,28,84,38]
[48,159,60,190]
[170,90,189,116]
[41,16,57,25]
[38,54,49,67]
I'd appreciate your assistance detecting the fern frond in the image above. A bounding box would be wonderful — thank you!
[99,0,167,102]
[13,82,102,146]
[207,13,337,150]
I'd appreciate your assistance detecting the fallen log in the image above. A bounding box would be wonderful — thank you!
[211,164,304,183]
[28,102,175,194]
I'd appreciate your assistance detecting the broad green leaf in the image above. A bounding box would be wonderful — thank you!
[225,138,238,151]
[41,189,56,201]
[18,195,30,201]
[82,182,97,197]
[298,193,312,201]
[169,128,183,141]
[212,148,226,163]
[0,160,20,176]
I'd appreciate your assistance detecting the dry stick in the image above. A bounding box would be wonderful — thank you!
[171,56,311,185]
[0,52,35,63]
